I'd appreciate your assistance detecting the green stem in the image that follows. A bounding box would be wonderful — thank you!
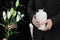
[0,23,6,28]
[6,29,11,40]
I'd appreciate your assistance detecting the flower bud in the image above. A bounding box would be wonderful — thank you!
[3,11,6,21]
[7,10,11,19]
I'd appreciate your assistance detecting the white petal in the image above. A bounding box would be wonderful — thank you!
[7,10,11,19]
[18,11,21,15]
[12,11,16,18]
[21,14,24,18]
[16,14,21,22]
[10,8,14,15]
[3,11,6,21]
[4,16,6,21]
[16,0,19,7]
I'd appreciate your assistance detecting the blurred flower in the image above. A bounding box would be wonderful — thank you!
[10,8,14,15]
[0,0,25,40]
[16,14,21,22]
[21,14,24,18]
[18,11,21,15]
[7,10,11,19]
[12,11,16,18]
[16,0,19,8]
[3,11,6,21]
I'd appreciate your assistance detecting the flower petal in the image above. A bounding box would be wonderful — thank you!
[18,11,21,15]
[7,10,11,19]
[16,0,19,8]
[16,14,21,22]
[21,14,24,18]
[3,11,6,21]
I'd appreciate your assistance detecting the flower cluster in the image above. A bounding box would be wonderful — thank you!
[0,0,24,40]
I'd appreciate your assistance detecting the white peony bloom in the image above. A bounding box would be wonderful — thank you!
[7,10,11,19]
[3,11,6,21]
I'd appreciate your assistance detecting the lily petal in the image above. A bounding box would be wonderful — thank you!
[3,11,6,21]
[21,14,24,18]
[16,14,21,22]
[16,0,19,8]
[7,10,11,19]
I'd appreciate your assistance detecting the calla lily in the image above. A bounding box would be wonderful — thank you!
[7,10,11,19]
[16,0,19,8]
[3,11,6,21]
[16,14,21,22]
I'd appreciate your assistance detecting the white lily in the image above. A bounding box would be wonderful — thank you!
[16,0,19,8]
[7,10,11,19]
[12,11,16,18]
[10,8,14,15]
[16,14,21,22]
[21,14,24,18]
[3,11,6,21]
[18,11,21,15]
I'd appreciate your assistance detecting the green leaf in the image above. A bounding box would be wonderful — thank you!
[16,0,19,8]
[0,23,6,28]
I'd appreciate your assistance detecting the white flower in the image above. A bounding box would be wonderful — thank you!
[3,11,6,21]
[18,11,21,15]
[10,8,16,18]
[16,14,21,22]
[12,11,16,18]
[10,8,14,15]
[21,14,24,18]
[16,0,19,8]
[7,10,11,19]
